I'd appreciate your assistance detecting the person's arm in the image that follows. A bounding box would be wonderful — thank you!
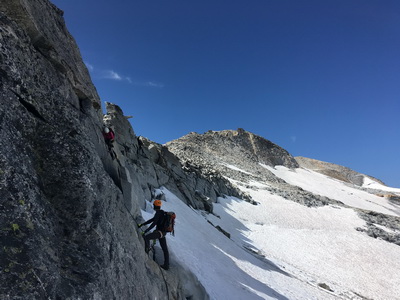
[144,211,162,233]
[141,217,154,227]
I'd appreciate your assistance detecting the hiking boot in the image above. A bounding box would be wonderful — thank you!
[160,264,169,270]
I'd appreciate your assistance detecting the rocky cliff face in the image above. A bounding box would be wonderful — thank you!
[0,1,211,299]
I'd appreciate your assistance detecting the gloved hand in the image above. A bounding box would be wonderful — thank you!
[137,224,142,228]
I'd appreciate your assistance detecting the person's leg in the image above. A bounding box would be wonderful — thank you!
[105,139,111,150]
[144,231,161,252]
[159,236,169,268]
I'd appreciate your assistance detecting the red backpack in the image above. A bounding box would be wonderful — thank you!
[162,211,176,235]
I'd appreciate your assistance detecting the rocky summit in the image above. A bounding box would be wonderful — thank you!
[167,129,299,170]
[167,129,342,208]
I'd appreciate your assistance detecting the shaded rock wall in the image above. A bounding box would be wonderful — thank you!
[0,1,209,299]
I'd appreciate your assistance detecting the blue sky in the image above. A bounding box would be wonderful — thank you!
[51,0,400,187]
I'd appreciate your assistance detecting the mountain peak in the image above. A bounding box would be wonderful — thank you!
[167,129,299,174]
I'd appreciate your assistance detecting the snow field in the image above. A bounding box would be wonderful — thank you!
[141,163,400,300]
[212,187,400,299]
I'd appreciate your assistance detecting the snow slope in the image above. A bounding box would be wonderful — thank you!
[211,188,400,299]
[143,189,338,300]
[262,164,400,217]
[362,176,400,193]
[141,165,400,300]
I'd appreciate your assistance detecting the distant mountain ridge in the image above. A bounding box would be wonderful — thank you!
[295,156,386,187]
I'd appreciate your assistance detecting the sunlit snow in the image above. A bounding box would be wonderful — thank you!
[362,176,400,193]
[261,164,400,217]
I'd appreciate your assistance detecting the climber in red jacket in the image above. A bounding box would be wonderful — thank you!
[102,127,116,159]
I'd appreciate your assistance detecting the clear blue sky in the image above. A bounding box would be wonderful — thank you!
[51,0,400,187]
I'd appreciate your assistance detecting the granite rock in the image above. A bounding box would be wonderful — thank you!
[0,1,208,298]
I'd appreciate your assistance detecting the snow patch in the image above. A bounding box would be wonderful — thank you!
[220,163,255,176]
[362,176,400,193]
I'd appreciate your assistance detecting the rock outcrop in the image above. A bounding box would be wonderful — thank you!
[356,210,400,246]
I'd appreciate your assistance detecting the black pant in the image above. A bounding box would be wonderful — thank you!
[105,139,114,150]
[144,231,169,266]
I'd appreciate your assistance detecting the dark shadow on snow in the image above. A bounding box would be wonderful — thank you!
[209,195,295,280]
[212,244,290,300]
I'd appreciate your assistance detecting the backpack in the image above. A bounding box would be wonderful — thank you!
[161,211,176,235]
